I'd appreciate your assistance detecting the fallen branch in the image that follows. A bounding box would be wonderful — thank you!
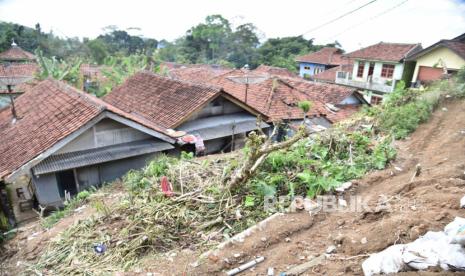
[226,124,309,190]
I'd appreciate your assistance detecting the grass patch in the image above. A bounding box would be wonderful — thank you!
[41,188,94,229]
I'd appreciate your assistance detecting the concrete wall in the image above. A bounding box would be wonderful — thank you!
[352,60,404,84]
[32,152,159,207]
[56,118,151,154]
[299,62,327,78]
[99,153,158,184]
[411,46,465,83]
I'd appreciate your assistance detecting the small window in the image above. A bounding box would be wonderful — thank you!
[371,95,383,105]
[381,64,395,78]
[357,62,365,78]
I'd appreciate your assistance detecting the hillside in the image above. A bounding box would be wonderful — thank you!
[192,98,465,275]
[1,84,465,275]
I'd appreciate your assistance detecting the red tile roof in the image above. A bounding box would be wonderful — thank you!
[441,41,465,60]
[0,79,102,179]
[0,79,173,180]
[104,71,228,128]
[0,45,36,61]
[295,47,344,65]
[207,70,330,121]
[0,63,39,87]
[80,64,109,83]
[279,76,358,107]
[313,63,353,83]
[253,65,297,78]
[0,79,39,95]
[166,66,231,83]
[161,64,363,123]
[406,39,465,62]
[325,105,361,123]
[345,42,421,62]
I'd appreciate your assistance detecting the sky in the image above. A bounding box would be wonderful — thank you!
[0,0,464,51]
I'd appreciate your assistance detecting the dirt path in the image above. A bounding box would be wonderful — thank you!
[188,99,465,275]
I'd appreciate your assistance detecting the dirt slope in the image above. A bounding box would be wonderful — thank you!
[189,99,465,275]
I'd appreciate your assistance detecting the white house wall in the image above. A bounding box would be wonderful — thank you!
[352,60,404,83]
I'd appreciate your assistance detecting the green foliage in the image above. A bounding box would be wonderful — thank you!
[378,85,436,139]
[180,151,194,160]
[76,190,91,201]
[123,155,176,194]
[41,191,92,229]
[245,126,398,202]
[36,51,82,87]
[244,195,255,207]
[86,39,108,64]
[298,100,312,114]
[97,54,151,96]
[0,22,89,59]
[96,27,158,56]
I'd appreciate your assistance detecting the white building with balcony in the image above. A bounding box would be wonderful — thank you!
[335,42,422,104]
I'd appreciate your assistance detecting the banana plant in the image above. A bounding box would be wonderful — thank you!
[35,50,82,87]
[99,54,150,96]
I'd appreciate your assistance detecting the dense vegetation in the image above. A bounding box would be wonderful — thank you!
[1,15,338,71]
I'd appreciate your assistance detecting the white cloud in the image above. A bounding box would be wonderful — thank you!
[0,0,464,51]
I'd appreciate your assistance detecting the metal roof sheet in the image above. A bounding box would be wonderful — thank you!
[33,140,173,175]
[178,113,269,140]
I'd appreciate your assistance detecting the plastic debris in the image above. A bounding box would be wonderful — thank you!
[326,245,336,254]
[338,198,348,208]
[362,244,406,276]
[362,217,465,275]
[445,217,465,246]
[93,243,106,255]
[285,255,325,275]
[226,256,265,276]
[74,205,87,213]
[160,176,173,197]
[267,267,274,276]
[460,196,465,208]
[335,181,352,193]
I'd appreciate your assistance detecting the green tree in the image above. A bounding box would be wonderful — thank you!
[86,39,108,64]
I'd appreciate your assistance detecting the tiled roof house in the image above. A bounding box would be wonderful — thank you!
[295,47,344,78]
[406,32,465,84]
[0,43,40,108]
[0,79,176,220]
[104,71,270,155]
[334,42,422,104]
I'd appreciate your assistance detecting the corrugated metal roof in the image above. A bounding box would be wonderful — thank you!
[33,140,173,175]
[178,112,269,140]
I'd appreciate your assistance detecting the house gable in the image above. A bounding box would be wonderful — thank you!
[56,118,155,154]
[411,45,465,83]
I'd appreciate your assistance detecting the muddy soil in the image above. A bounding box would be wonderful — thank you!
[186,99,465,275]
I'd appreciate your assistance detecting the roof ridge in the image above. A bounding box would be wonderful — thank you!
[139,70,222,91]
[49,78,106,112]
